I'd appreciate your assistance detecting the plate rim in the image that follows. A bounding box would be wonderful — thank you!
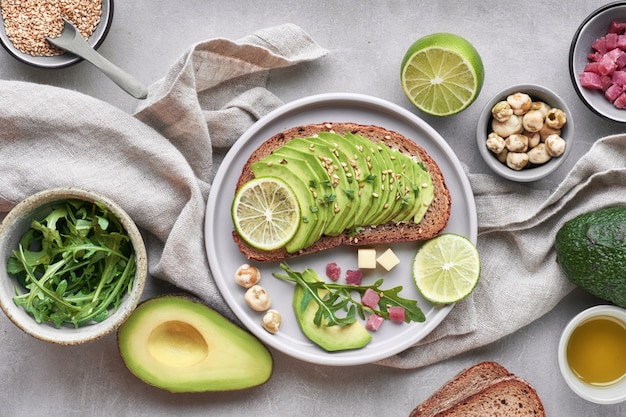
[205,92,477,366]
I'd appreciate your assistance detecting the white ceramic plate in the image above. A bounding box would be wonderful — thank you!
[205,93,477,366]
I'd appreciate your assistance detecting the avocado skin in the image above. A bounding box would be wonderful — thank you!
[555,206,626,308]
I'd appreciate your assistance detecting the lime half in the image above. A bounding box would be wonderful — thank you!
[412,233,480,304]
[232,177,301,251]
[401,33,484,116]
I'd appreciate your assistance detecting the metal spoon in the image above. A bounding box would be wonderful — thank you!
[46,18,148,100]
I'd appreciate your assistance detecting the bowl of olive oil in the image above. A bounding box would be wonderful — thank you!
[558,305,626,404]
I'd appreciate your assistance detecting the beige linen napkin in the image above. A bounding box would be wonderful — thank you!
[0,23,619,369]
[0,24,328,322]
[380,136,626,368]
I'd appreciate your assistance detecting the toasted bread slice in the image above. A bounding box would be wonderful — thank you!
[409,362,511,417]
[409,362,546,417]
[232,122,452,262]
[428,376,546,417]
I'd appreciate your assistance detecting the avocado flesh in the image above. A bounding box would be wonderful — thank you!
[365,138,407,226]
[294,269,372,351]
[245,132,436,253]
[305,136,360,235]
[555,206,626,308]
[273,139,350,237]
[317,131,379,227]
[251,157,325,253]
[344,132,393,226]
[117,296,273,393]
[411,160,434,224]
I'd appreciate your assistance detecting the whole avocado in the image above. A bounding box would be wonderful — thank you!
[555,206,626,308]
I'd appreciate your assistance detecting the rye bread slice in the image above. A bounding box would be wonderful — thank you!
[232,122,452,262]
[428,376,546,417]
[409,361,512,417]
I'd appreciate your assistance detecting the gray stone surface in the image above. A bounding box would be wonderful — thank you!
[1,1,625,415]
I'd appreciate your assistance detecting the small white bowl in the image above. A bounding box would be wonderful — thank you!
[558,305,626,404]
[0,187,147,345]
[0,0,113,68]
[569,1,626,122]
[476,84,573,182]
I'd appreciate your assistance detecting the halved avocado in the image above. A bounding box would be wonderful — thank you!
[117,295,273,393]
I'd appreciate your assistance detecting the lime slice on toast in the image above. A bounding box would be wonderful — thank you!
[232,177,300,251]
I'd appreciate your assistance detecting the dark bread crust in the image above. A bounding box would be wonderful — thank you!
[232,122,452,262]
[409,362,511,417]
[409,362,546,417]
[430,376,546,417]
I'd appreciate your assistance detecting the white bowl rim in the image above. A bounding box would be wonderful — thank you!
[557,304,626,404]
[476,83,574,182]
[0,187,147,345]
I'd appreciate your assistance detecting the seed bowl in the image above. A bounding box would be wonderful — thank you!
[570,2,626,123]
[0,188,147,345]
[558,305,626,404]
[476,84,574,182]
[0,0,113,68]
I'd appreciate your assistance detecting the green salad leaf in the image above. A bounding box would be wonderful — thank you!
[273,263,425,327]
[7,199,136,328]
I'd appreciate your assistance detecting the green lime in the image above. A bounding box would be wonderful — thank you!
[412,233,480,304]
[401,33,484,116]
[231,177,301,251]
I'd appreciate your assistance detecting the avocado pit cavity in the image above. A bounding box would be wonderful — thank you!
[147,320,209,368]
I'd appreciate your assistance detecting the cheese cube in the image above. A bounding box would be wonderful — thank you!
[357,248,377,269]
[376,248,400,271]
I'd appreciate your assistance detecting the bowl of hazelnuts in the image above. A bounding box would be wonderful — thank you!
[476,84,573,182]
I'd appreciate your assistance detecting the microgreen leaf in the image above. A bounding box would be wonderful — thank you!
[273,264,425,327]
[7,200,136,328]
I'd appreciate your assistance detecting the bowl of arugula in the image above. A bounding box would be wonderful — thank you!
[0,188,147,345]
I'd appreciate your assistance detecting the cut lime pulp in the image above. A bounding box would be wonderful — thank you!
[401,33,484,116]
[412,233,480,304]
[231,177,301,251]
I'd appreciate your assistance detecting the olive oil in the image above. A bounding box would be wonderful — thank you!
[566,316,626,386]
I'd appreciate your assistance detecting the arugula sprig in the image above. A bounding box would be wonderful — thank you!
[273,263,425,327]
[7,199,136,328]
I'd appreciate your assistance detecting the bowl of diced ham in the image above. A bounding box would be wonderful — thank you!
[571,1,626,122]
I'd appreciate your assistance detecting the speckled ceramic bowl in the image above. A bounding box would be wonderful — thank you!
[0,188,146,345]
[476,84,573,182]
[558,305,626,404]
[570,1,626,123]
[0,0,113,68]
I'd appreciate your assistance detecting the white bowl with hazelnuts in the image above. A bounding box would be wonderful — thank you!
[476,84,573,182]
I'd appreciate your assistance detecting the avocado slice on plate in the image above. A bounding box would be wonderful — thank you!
[293,269,372,351]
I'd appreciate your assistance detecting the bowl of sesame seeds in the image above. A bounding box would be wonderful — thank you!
[0,0,112,68]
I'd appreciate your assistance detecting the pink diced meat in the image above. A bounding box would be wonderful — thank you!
[615,92,626,109]
[345,269,362,285]
[607,32,619,50]
[605,83,623,102]
[580,21,626,109]
[592,36,607,54]
[388,306,406,323]
[325,262,341,281]
[608,20,626,34]
[597,53,618,75]
[361,288,380,309]
[613,70,626,86]
[579,71,603,89]
[365,314,384,331]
